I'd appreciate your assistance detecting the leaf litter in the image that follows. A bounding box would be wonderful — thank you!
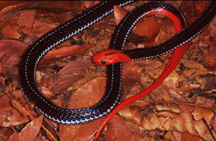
[0,1,215,141]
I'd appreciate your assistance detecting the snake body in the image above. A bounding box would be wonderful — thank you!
[19,1,216,124]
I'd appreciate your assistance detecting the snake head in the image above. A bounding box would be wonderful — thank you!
[93,49,132,65]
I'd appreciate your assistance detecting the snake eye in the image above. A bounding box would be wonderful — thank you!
[101,60,106,64]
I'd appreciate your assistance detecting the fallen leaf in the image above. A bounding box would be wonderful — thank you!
[0,2,28,16]
[0,40,28,77]
[67,77,105,109]
[202,27,216,70]
[25,20,60,37]
[0,128,13,140]
[39,44,95,65]
[182,132,203,141]
[0,39,94,78]
[83,1,100,9]
[58,77,107,140]
[105,115,142,141]
[50,56,96,94]
[121,52,163,98]
[59,116,106,141]
[117,103,216,140]
[8,115,44,141]
[118,105,143,125]
[1,17,21,39]
[133,16,160,42]
[113,5,160,43]
[0,95,30,127]
[156,103,181,113]
[114,5,129,25]
[17,10,36,28]
[0,110,13,125]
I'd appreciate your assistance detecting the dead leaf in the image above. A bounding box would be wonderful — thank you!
[202,27,216,70]
[0,110,13,125]
[17,10,36,28]
[105,115,142,141]
[25,20,60,37]
[182,132,204,141]
[0,39,94,78]
[0,95,30,127]
[0,2,28,16]
[58,77,107,140]
[39,44,95,65]
[83,1,100,9]
[0,127,14,141]
[122,55,162,98]
[179,1,210,35]
[113,5,160,43]
[114,5,129,25]
[192,106,214,123]
[133,16,160,42]
[0,40,27,78]
[118,105,143,125]
[116,103,216,140]
[50,56,96,94]
[67,77,105,109]
[156,103,181,113]
[179,1,208,18]
[59,12,74,23]
[1,17,21,39]
[36,71,54,88]
[8,115,44,141]
[179,104,196,135]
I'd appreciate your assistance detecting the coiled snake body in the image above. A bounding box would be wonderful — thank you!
[19,1,216,124]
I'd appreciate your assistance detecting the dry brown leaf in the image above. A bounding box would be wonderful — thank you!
[113,5,160,43]
[179,1,208,18]
[17,10,35,28]
[59,12,74,23]
[182,132,204,141]
[0,110,13,125]
[83,1,100,9]
[202,27,216,70]
[59,116,106,141]
[179,104,196,135]
[105,115,142,141]
[0,40,28,78]
[59,124,81,140]
[49,57,95,94]
[0,95,30,127]
[156,103,181,113]
[39,44,95,65]
[26,20,60,38]
[122,57,162,98]
[1,17,21,39]
[192,106,214,123]
[0,95,13,112]
[0,39,93,78]
[193,119,213,140]
[0,2,28,15]
[114,5,129,25]
[36,71,53,88]
[39,86,55,98]
[133,16,160,42]
[118,105,143,125]
[58,77,107,140]
[115,103,216,140]
[67,77,105,109]
[0,128,14,141]
[8,115,44,141]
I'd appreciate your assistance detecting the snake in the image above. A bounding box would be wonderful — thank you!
[19,0,216,124]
